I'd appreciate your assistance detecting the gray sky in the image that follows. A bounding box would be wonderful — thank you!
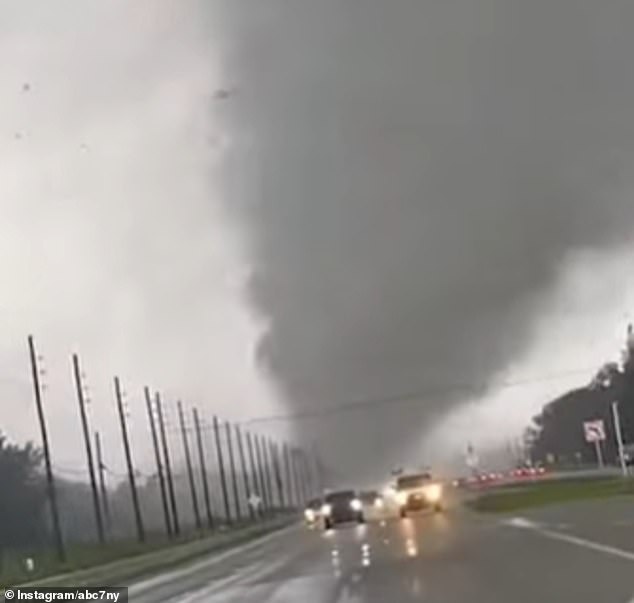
[0,0,283,478]
[3,1,634,484]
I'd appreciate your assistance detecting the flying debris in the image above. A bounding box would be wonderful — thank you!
[213,88,235,101]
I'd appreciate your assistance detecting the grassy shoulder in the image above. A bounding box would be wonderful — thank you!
[2,516,294,589]
[466,477,634,514]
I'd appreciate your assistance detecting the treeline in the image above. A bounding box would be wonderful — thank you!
[528,326,634,465]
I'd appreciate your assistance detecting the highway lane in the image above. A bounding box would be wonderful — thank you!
[131,500,634,602]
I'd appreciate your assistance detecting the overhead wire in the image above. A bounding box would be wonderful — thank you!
[240,366,596,425]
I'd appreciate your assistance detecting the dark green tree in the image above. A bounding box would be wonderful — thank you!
[0,434,48,555]
[529,324,634,465]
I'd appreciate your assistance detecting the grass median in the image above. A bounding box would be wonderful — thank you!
[1,515,295,589]
[466,477,634,514]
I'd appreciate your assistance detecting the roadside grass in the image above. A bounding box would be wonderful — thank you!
[0,515,294,589]
[466,477,634,514]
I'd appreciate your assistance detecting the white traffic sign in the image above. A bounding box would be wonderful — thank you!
[248,493,262,510]
[583,420,606,443]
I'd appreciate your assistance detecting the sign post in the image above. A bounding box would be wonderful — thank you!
[611,402,628,477]
[594,440,604,469]
[583,420,606,469]
[466,443,479,476]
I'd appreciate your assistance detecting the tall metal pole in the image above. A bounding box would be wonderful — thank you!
[300,450,313,499]
[213,416,232,524]
[145,387,172,538]
[246,432,263,518]
[193,408,214,530]
[312,447,324,495]
[155,392,179,536]
[94,431,111,531]
[72,354,105,544]
[292,448,305,506]
[262,438,275,511]
[236,426,254,520]
[270,441,284,509]
[225,422,242,522]
[283,443,295,508]
[254,435,269,513]
[178,401,201,531]
[28,335,65,561]
[114,376,144,543]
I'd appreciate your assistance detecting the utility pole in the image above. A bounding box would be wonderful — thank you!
[262,438,275,511]
[283,444,295,508]
[312,446,324,494]
[178,401,201,531]
[225,421,242,522]
[72,354,105,544]
[613,401,628,476]
[271,441,285,509]
[235,426,254,520]
[114,376,144,543]
[28,335,65,561]
[254,435,269,513]
[155,392,179,536]
[145,387,172,538]
[193,408,214,530]
[246,432,263,518]
[213,416,232,524]
[300,449,313,499]
[291,448,305,506]
[94,431,111,532]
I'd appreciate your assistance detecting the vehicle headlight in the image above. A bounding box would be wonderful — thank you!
[424,484,442,502]
[321,504,332,516]
[396,491,408,505]
[304,509,315,522]
[350,498,362,511]
[374,497,384,509]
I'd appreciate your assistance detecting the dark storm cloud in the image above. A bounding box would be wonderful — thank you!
[217,0,634,479]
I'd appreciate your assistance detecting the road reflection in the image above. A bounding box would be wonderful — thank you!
[311,509,459,600]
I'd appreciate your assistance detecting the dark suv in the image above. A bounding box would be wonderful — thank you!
[322,490,365,530]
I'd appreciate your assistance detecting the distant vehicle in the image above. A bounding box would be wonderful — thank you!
[359,489,388,520]
[359,489,383,507]
[303,498,323,526]
[476,471,504,484]
[321,490,365,530]
[395,471,444,517]
[510,465,546,479]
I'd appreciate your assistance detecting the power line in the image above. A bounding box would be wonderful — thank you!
[240,367,595,425]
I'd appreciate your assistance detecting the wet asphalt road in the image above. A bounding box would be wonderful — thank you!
[131,498,634,602]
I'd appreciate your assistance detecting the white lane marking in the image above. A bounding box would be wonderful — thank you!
[129,524,297,596]
[504,517,634,562]
[505,517,535,529]
[177,574,338,603]
[163,554,293,603]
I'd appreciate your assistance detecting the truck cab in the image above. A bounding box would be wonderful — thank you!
[395,471,444,517]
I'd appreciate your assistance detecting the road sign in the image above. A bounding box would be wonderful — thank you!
[583,420,606,443]
[466,443,479,470]
[248,493,262,510]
